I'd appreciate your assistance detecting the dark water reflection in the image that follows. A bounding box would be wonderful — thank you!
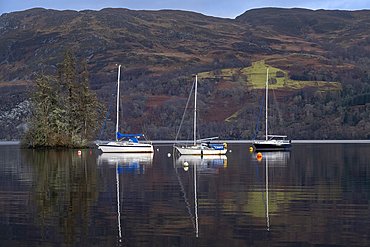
[1,142,370,246]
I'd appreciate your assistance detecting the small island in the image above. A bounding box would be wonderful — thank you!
[21,49,104,148]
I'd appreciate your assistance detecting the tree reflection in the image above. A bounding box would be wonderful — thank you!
[21,149,99,243]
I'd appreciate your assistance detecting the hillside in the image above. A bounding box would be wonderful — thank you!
[1,7,370,140]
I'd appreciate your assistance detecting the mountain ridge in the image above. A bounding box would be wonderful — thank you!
[1,7,370,140]
[2,7,370,82]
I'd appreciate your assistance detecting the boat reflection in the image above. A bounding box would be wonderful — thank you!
[253,151,290,231]
[97,152,154,244]
[253,151,290,167]
[173,156,198,237]
[175,155,227,173]
[173,154,227,237]
[97,153,154,174]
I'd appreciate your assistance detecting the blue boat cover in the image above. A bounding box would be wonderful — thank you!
[209,144,225,150]
[117,132,144,139]
[129,138,138,143]
[117,162,142,174]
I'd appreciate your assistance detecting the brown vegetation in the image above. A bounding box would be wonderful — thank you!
[2,8,370,140]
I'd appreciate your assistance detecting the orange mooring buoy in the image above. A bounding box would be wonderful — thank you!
[257,152,262,162]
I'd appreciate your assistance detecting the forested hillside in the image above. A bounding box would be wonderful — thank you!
[2,7,370,140]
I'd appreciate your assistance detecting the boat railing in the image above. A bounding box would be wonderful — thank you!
[96,139,153,145]
[198,136,220,142]
[267,135,288,140]
[174,137,222,147]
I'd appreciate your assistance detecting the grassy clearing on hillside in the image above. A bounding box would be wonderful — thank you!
[198,59,342,92]
[225,105,249,122]
[198,59,342,123]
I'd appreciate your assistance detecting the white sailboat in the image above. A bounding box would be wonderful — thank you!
[97,65,154,153]
[174,75,227,155]
[252,68,291,151]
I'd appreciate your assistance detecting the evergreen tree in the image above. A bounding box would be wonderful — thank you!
[58,49,79,143]
[21,59,68,147]
[21,50,105,148]
[76,59,105,144]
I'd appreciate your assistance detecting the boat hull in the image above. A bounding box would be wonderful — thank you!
[175,145,227,155]
[253,140,291,151]
[97,141,154,153]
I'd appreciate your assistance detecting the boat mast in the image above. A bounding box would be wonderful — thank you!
[194,75,198,146]
[265,68,269,141]
[116,65,121,142]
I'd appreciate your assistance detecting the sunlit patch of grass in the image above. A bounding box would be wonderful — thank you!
[196,59,342,123]
[198,59,341,92]
[241,59,341,91]
[225,111,239,122]
[225,105,249,122]
[198,68,236,80]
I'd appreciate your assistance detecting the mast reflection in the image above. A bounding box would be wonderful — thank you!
[97,152,153,244]
[253,151,290,231]
[173,155,227,237]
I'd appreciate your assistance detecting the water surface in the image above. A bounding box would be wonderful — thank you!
[0,142,370,246]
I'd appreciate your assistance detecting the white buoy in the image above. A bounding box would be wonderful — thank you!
[167,153,171,157]
[183,162,189,171]
[78,150,81,156]
[157,148,160,151]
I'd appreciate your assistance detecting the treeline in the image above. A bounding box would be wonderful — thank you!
[101,41,370,141]
[20,49,104,148]
[92,37,370,141]
[91,58,250,100]
[5,40,370,141]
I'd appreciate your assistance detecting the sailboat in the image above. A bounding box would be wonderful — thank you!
[252,68,291,151]
[174,75,227,155]
[97,65,154,153]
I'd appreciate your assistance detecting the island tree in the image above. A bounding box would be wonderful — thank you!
[21,50,105,148]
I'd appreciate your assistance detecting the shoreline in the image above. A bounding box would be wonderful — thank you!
[2,140,370,147]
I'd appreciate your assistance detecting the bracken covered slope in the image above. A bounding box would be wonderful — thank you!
[2,7,370,140]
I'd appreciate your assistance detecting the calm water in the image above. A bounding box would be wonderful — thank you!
[1,142,370,246]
